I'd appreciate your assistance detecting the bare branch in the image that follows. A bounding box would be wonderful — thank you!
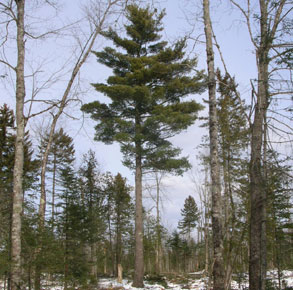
[210,25,251,126]
[26,104,58,121]
[24,21,81,40]
[0,58,16,71]
[269,0,287,40]
[230,0,258,48]
[270,90,293,97]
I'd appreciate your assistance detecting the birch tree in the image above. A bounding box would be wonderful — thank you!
[0,1,26,288]
[202,0,225,289]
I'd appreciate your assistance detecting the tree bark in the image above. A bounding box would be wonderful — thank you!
[133,155,144,287]
[116,219,122,279]
[203,1,225,289]
[51,151,57,228]
[11,1,25,289]
[155,173,162,274]
[117,264,123,283]
[90,243,98,282]
[133,132,144,287]
[249,1,269,289]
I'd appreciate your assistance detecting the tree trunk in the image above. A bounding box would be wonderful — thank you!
[155,173,161,274]
[133,141,144,287]
[90,243,97,282]
[116,208,123,281]
[261,112,268,290]
[52,151,57,228]
[107,203,114,276]
[104,247,107,275]
[117,264,123,283]
[249,2,269,289]
[249,62,266,290]
[11,1,25,289]
[203,1,225,289]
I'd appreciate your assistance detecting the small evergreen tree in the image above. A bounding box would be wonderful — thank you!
[58,163,89,289]
[39,128,75,227]
[78,150,105,283]
[104,173,133,277]
[167,231,183,272]
[216,71,250,286]
[178,195,200,240]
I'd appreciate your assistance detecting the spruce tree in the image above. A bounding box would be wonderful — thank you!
[78,150,105,283]
[0,104,15,286]
[39,128,75,227]
[34,128,75,290]
[58,163,89,288]
[104,173,133,278]
[168,231,183,272]
[82,5,205,285]
[178,195,200,240]
[216,71,250,287]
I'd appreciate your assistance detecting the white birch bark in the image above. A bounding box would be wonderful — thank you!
[203,0,225,289]
[11,1,25,289]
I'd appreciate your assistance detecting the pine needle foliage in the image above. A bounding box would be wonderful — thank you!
[82,4,206,174]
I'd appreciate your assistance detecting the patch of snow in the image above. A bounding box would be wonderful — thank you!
[1,270,293,289]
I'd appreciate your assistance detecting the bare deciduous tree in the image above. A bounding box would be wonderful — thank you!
[10,1,25,289]
[202,0,225,289]
[230,1,293,289]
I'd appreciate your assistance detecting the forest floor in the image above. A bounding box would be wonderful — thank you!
[1,270,293,289]
[96,270,293,290]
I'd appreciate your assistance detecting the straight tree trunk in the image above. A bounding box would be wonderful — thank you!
[104,247,108,275]
[11,1,25,289]
[90,243,97,282]
[249,59,266,290]
[203,1,225,289]
[249,2,269,289]
[155,173,162,274]
[116,220,122,281]
[107,203,115,275]
[261,112,268,290]
[133,139,144,287]
[117,264,123,283]
[51,152,57,228]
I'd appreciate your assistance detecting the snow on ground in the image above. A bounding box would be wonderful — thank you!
[98,278,206,290]
[97,270,293,289]
[0,270,293,289]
